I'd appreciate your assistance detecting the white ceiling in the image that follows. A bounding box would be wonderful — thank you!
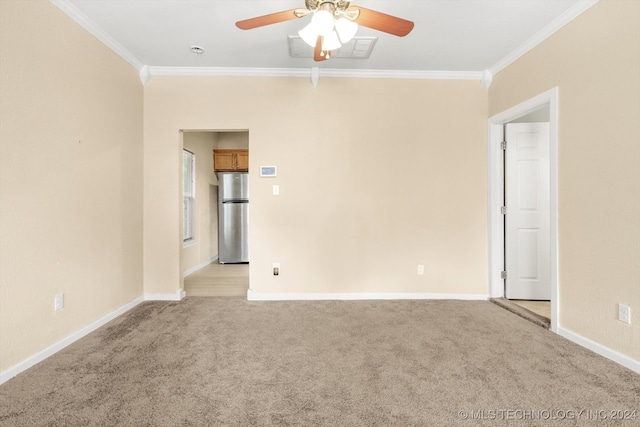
[54,0,596,77]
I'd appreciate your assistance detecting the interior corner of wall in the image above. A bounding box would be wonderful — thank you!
[482,70,493,89]
[140,65,152,85]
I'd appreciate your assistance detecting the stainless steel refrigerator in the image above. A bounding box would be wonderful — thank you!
[218,172,249,263]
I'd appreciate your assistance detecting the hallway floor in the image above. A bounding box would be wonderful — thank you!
[511,299,551,319]
[184,262,249,297]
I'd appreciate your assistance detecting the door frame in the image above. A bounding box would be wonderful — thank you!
[487,87,559,332]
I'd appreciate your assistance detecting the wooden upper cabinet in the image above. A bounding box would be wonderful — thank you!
[236,151,249,171]
[213,150,236,171]
[213,149,248,172]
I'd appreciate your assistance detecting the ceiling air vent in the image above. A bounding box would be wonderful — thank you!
[288,36,377,59]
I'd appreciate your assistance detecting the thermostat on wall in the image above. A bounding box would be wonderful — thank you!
[260,166,277,177]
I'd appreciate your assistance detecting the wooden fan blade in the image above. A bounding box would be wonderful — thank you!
[314,36,328,62]
[349,6,414,37]
[236,9,300,30]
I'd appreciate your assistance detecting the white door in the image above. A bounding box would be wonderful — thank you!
[505,123,551,300]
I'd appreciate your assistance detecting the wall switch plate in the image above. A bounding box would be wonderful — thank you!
[618,304,631,324]
[417,264,425,275]
[273,185,280,195]
[54,293,64,312]
[273,263,280,276]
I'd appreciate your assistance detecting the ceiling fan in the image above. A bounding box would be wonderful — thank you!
[236,0,414,61]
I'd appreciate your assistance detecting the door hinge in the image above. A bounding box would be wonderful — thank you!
[500,206,507,215]
[501,140,507,150]
[501,271,507,280]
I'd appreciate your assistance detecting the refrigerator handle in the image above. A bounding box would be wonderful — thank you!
[222,200,249,204]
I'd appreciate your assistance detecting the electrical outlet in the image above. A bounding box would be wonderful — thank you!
[417,264,425,275]
[618,304,631,324]
[273,263,280,276]
[54,293,64,312]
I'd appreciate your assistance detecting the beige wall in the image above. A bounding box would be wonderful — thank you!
[144,76,489,296]
[181,132,219,273]
[0,0,143,371]
[489,0,640,359]
[217,131,249,149]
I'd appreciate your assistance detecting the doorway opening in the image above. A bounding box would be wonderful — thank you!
[488,88,559,332]
[179,130,250,297]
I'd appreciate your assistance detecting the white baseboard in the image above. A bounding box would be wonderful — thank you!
[557,327,640,374]
[0,295,145,385]
[247,290,489,301]
[183,256,218,277]
[144,289,185,301]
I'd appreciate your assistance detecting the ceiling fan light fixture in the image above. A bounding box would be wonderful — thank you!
[312,10,335,35]
[335,17,358,43]
[298,22,320,47]
[322,30,342,51]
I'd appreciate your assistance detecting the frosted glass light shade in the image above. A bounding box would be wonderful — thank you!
[298,22,319,47]
[312,10,335,35]
[335,18,358,43]
[322,30,342,51]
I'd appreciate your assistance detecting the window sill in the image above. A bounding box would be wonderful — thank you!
[183,239,197,249]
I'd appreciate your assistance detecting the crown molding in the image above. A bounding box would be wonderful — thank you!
[319,69,483,80]
[148,66,483,81]
[49,0,144,71]
[489,0,599,76]
[149,67,310,78]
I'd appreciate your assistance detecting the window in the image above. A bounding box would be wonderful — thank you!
[183,149,195,243]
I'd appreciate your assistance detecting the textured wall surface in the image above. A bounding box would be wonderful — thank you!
[490,0,640,359]
[181,132,219,274]
[143,76,489,297]
[0,0,143,371]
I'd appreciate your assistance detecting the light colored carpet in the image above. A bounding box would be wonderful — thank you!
[1,298,638,426]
